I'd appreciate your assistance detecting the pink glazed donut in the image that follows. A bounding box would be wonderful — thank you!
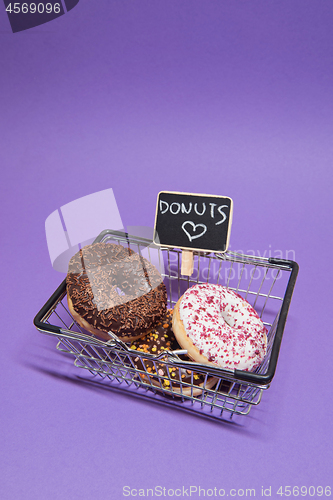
[172,283,267,371]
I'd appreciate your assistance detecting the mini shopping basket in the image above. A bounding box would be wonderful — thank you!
[34,229,298,421]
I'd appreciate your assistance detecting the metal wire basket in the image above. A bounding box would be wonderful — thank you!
[34,229,298,421]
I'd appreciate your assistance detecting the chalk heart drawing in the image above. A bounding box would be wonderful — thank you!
[182,221,207,242]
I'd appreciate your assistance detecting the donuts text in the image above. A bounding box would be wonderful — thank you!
[159,200,228,225]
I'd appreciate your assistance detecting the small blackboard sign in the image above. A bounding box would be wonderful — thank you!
[153,191,233,253]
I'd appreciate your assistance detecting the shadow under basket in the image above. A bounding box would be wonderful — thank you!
[34,230,298,422]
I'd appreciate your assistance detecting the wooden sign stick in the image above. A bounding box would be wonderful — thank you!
[181,250,194,276]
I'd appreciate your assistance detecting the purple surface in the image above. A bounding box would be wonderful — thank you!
[0,1,332,498]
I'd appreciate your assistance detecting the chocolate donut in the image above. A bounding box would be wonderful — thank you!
[130,310,217,396]
[66,242,167,341]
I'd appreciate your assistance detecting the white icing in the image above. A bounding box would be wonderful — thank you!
[179,283,267,371]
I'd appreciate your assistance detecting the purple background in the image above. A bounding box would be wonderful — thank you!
[0,1,332,498]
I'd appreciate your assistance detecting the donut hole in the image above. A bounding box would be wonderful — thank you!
[218,309,234,328]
